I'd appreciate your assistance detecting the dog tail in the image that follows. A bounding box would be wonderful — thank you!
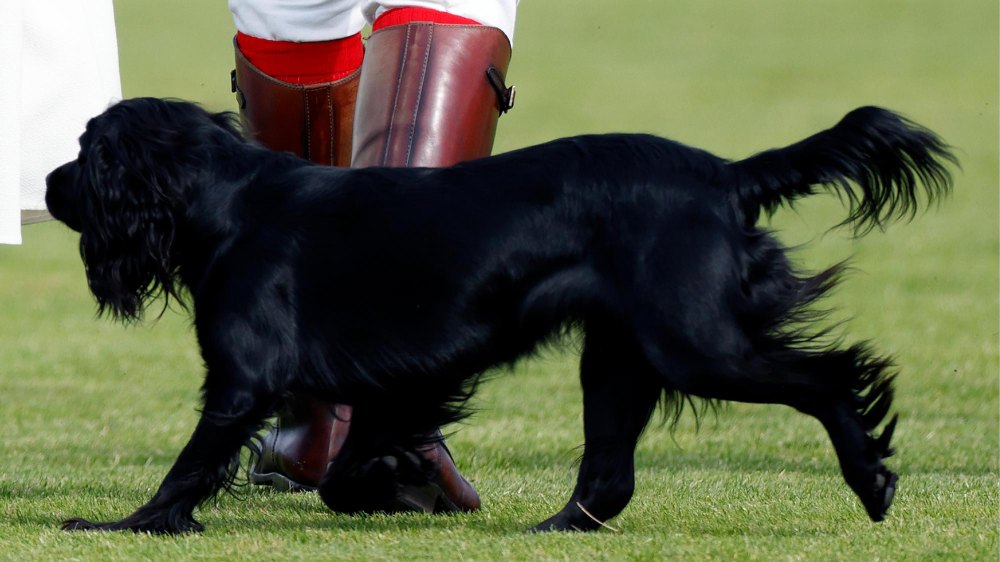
[730,107,956,234]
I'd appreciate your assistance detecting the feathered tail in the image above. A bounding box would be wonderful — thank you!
[731,106,956,233]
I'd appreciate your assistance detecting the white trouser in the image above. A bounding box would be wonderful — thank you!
[0,0,122,245]
[229,0,518,46]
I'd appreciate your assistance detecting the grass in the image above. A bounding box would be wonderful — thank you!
[0,0,997,560]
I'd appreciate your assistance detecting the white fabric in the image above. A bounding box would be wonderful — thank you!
[230,0,518,46]
[228,0,368,43]
[0,0,122,245]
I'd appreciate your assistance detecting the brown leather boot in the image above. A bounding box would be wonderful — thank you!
[232,38,360,492]
[345,22,514,513]
[231,38,359,166]
[352,23,514,167]
[250,401,352,492]
[234,23,513,511]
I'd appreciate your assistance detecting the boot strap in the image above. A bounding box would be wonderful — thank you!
[231,69,246,109]
[486,66,515,115]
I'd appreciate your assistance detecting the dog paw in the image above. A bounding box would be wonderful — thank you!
[529,518,588,533]
[62,518,105,532]
[62,514,204,535]
[62,518,149,533]
[864,467,899,522]
[528,518,573,533]
[529,509,602,533]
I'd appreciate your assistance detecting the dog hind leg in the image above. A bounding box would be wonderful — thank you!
[628,224,898,522]
[531,323,662,532]
[667,338,899,522]
[784,345,899,522]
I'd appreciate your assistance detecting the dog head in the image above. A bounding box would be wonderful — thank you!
[45,97,243,321]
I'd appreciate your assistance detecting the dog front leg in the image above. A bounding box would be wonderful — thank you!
[63,388,269,534]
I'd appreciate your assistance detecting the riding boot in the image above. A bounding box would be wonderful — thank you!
[352,23,514,167]
[231,38,359,166]
[232,22,514,510]
[231,38,359,492]
[344,21,515,513]
[250,401,352,492]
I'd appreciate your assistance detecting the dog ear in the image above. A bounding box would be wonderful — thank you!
[77,119,185,323]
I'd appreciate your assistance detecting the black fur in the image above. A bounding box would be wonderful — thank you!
[45,97,954,533]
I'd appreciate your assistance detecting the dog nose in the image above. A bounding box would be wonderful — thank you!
[44,179,62,216]
[45,161,83,232]
[45,170,58,190]
[46,161,73,189]
[45,164,68,204]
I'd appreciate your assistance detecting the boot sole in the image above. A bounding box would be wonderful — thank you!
[249,469,316,493]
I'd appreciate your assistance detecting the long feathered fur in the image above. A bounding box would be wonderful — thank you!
[733,106,956,233]
[45,98,954,533]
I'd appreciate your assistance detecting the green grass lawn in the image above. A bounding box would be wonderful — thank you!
[1,0,996,560]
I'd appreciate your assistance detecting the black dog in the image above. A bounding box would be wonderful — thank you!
[46,97,953,534]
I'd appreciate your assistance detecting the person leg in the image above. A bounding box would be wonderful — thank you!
[316,4,515,513]
[228,0,364,494]
[351,5,515,167]
[230,0,516,512]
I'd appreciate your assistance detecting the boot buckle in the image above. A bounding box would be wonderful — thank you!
[486,66,515,115]
[231,69,247,109]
